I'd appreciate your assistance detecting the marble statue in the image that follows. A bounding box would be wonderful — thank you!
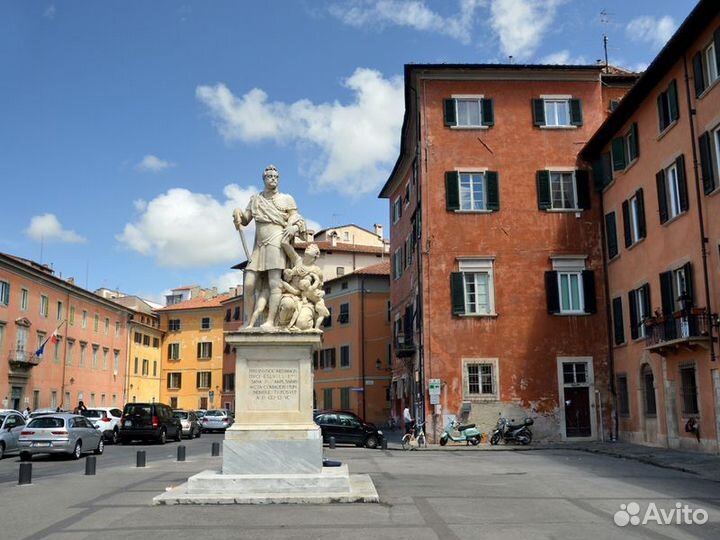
[233,165,326,331]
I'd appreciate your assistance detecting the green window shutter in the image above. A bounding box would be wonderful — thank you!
[445,171,460,211]
[443,99,456,126]
[486,171,499,211]
[630,123,639,161]
[536,170,551,210]
[605,212,618,259]
[612,297,625,345]
[659,271,674,315]
[628,290,638,340]
[699,132,716,194]
[196,372,201,388]
[592,159,605,191]
[450,273,465,316]
[641,284,652,322]
[621,200,632,248]
[692,52,705,97]
[575,170,591,209]
[532,99,545,126]
[611,137,626,171]
[656,169,668,224]
[668,79,679,123]
[636,188,646,239]
[682,262,694,306]
[569,98,583,126]
[481,98,495,127]
[676,154,689,212]
[167,373,172,388]
[582,270,596,314]
[602,152,613,187]
[197,343,201,358]
[545,272,560,314]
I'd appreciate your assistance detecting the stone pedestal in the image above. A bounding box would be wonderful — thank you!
[154,330,378,505]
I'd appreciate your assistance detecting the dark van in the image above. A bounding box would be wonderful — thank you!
[119,402,182,444]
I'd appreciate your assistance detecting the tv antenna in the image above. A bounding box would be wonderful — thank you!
[600,9,611,72]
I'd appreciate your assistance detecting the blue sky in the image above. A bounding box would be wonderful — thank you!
[0,0,697,302]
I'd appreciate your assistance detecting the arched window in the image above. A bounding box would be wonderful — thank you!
[641,364,656,416]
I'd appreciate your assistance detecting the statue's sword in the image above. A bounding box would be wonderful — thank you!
[237,225,252,266]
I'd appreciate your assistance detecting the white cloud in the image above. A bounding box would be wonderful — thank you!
[490,0,566,61]
[626,16,676,49]
[43,4,56,19]
[25,214,86,243]
[136,154,176,172]
[116,184,258,267]
[329,0,483,44]
[196,68,404,195]
[208,271,244,293]
[540,50,587,65]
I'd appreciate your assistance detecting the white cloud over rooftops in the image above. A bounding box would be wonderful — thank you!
[25,214,86,244]
[626,15,677,49]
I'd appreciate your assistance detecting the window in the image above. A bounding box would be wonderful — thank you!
[336,267,345,277]
[20,288,28,310]
[82,310,87,329]
[605,212,619,259]
[463,359,498,399]
[223,374,235,392]
[233,307,241,321]
[692,40,719,97]
[656,156,688,223]
[134,357,138,374]
[338,303,349,324]
[94,314,99,332]
[0,281,9,306]
[53,337,62,363]
[102,348,108,369]
[79,342,86,367]
[167,372,182,390]
[642,364,656,416]
[617,375,630,416]
[152,337,159,348]
[67,340,74,366]
[698,125,720,195]
[196,371,211,389]
[611,123,639,171]
[612,297,625,346]
[537,170,590,211]
[545,258,595,315]
[69,305,74,325]
[153,360,157,377]
[323,307,333,328]
[628,283,651,340]
[104,318,109,335]
[201,317,211,330]
[40,295,48,318]
[340,388,350,409]
[340,345,350,368]
[50,390,57,409]
[680,365,699,414]
[563,362,587,384]
[657,79,679,132]
[323,388,333,409]
[443,96,494,128]
[115,321,120,337]
[142,359,149,376]
[169,319,181,331]
[533,97,582,127]
[113,350,119,372]
[197,342,212,359]
[451,259,495,316]
[225,308,231,322]
[393,249,403,280]
[168,343,180,360]
[320,348,336,369]
[392,198,402,224]
[444,170,500,213]
[142,334,150,347]
[622,189,646,247]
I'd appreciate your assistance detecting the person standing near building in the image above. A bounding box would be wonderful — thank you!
[403,405,413,434]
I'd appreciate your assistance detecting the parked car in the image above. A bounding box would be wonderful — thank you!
[314,410,383,449]
[173,410,201,439]
[81,408,123,444]
[0,410,26,459]
[119,402,182,444]
[201,409,233,433]
[18,414,103,460]
[28,408,68,419]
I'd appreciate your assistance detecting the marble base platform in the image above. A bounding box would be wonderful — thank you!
[152,466,379,505]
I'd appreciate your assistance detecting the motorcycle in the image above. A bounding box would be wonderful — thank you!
[490,416,533,445]
[439,419,482,446]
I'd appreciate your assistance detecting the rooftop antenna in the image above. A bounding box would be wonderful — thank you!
[508,55,514,64]
[600,9,610,72]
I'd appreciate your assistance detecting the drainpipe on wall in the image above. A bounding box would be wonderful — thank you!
[361,276,367,420]
[682,54,716,363]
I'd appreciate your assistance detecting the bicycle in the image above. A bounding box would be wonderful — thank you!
[401,422,427,450]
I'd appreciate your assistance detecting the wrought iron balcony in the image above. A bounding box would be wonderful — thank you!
[395,334,416,358]
[8,349,40,369]
[645,311,716,354]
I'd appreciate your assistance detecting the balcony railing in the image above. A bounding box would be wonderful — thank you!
[395,334,416,358]
[645,311,716,353]
[8,349,40,367]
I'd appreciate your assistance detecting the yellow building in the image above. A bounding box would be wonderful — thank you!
[157,294,228,410]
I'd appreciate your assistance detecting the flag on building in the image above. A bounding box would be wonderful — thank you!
[34,324,62,359]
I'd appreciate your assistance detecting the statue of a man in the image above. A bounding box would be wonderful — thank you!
[233,165,306,329]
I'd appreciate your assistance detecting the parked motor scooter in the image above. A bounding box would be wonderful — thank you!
[439,419,482,446]
[489,415,533,445]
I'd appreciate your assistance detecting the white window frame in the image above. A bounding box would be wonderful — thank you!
[0,280,9,306]
[40,295,48,318]
[340,344,351,369]
[169,342,181,360]
[629,192,642,244]
[393,249,402,280]
[665,162,682,218]
[198,342,212,359]
[201,317,211,330]
[552,257,586,315]
[458,258,495,316]
[392,198,402,224]
[168,372,182,390]
[197,371,211,389]
[634,285,649,338]
[452,95,484,128]
[543,98,571,127]
[82,310,87,329]
[624,126,637,164]
[66,339,74,366]
[713,125,720,184]
[549,170,578,210]
[458,171,487,211]
[462,358,499,401]
[92,345,98,368]
[104,317,109,336]
[704,42,718,86]
[79,342,86,367]
[20,288,28,311]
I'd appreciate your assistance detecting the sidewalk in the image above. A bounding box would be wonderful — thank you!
[382,430,720,483]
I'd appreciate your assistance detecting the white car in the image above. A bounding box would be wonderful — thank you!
[81,408,123,444]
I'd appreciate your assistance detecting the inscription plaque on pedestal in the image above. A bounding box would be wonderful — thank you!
[247,362,300,411]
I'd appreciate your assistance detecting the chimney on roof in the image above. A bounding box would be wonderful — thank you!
[67,277,75,285]
[330,233,337,247]
[374,223,384,240]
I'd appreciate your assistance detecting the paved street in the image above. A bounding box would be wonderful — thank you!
[1,434,719,540]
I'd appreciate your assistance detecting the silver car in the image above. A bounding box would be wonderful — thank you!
[19,414,104,460]
[0,410,26,459]
[173,410,201,438]
[201,409,233,432]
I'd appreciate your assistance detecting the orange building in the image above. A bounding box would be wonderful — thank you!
[582,0,720,452]
[156,293,229,410]
[220,289,244,413]
[313,262,391,425]
[0,253,131,411]
[380,64,636,442]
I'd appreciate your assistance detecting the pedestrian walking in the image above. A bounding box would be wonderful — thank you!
[403,406,413,434]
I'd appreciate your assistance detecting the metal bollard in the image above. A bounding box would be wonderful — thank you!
[177,445,186,462]
[381,438,388,450]
[136,450,146,468]
[211,442,220,456]
[18,463,32,485]
[85,456,97,475]
[329,436,336,449]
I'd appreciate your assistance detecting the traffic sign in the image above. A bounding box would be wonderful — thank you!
[428,379,441,395]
